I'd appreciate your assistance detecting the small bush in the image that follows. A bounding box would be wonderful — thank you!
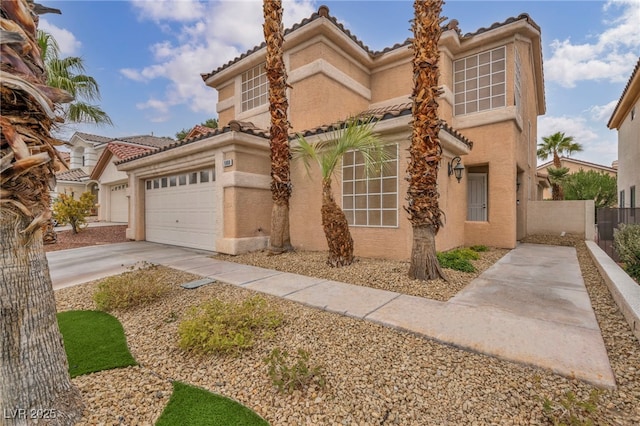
[52,191,95,234]
[542,389,600,426]
[179,296,283,354]
[613,223,640,281]
[469,244,489,252]
[93,263,170,311]
[264,347,326,394]
[437,248,480,272]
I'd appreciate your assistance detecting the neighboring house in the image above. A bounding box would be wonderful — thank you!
[118,7,545,259]
[183,125,217,140]
[608,57,640,209]
[55,132,174,222]
[536,157,618,201]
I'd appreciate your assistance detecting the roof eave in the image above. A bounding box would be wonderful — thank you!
[608,63,640,129]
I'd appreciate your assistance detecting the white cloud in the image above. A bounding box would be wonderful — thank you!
[129,0,206,23]
[589,100,618,122]
[39,19,81,56]
[122,0,315,121]
[545,0,640,87]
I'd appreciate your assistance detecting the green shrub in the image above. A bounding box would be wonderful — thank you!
[613,223,640,281]
[436,248,480,272]
[179,296,283,354]
[93,263,170,311]
[264,347,326,394]
[469,244,489,252]
[52,191,95,234]
[542,389,600,426]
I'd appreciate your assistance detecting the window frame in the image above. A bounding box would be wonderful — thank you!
[341,143,399,228]
[454,46,507,116]
[241,63,268,112]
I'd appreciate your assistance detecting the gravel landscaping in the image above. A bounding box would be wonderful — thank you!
[53,236,640,425]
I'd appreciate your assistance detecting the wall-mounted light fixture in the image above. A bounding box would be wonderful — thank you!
[447,156,464,183]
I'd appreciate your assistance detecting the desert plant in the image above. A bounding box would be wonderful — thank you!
[469,244,489,252]
[52,191,95,233]
[613,223,640,281]
[264,347,326,394]
[93,263,171,311]
[542,389,600,426]
[436,248,479,273]
[178,296,283,354]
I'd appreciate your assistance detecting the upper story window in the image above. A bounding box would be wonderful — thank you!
[342,144,398,227]
[241,63,268,112]
[454,46,506,116]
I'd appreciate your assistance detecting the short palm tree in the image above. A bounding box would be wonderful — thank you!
[37,30,112,126]
[537,131,583,200]
[293,117,388,267]
[406,0,446,280]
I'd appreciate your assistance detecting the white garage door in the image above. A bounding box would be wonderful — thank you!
[109,183,128,223]
[145,168,216,251]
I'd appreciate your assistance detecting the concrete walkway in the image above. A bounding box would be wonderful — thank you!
[47,241,616,389]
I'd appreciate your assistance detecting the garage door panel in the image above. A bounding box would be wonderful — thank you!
[145,169,216,251]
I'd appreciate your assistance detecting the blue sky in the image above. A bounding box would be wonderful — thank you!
[41,0,639,168]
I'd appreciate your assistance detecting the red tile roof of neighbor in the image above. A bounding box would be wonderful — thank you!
[55,168,89,182]
[107,142,154,160]
[185,125,217,140]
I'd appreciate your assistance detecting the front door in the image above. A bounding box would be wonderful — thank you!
[467,173,487,221]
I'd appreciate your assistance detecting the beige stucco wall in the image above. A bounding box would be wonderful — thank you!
[223,187,271,238]
[616,95,640,206]
[289,73,369,131]
[527,200,595,240]
[370,61,412,105]
[288,122,468,260]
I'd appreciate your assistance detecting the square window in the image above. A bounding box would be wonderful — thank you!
[190,172,198,184]
[146,181,151,190]
[355,210,367,225]
[169,176,177,187]
[161,177,167,188]
[153,179,160,189]
[368,210,381,226]
[200,170,209,183]
[179,175,187,185]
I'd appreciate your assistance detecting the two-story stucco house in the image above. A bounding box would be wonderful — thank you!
[118,6,545,259]
[608,57,640,209]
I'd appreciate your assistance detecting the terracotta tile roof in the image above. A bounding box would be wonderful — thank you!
[73,132,112,145]
[116,120,270,165]
[536,156,618,173]
[202,7,536,82]
[608,56,640,128]
[107,142,154,160]
[298,103,474,150]
[185,125,217,140]
[57,150,70,164]
[55,168,89,182]
[114,135,175,149]
[461,13,540,38]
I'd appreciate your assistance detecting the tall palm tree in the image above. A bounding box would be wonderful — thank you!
[37,30,112,126]
[1,0,84,422]
[406,0,446,280]
[537,131,583,200]
[263,0,292,253]
[293,117,388,267]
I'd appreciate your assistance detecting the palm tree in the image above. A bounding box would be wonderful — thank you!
[37,30,113,126]
[263,0,292,253]
[293,117,388,267]
[406,0,446,280]
[1,0,84,422]
[537,131,583,200]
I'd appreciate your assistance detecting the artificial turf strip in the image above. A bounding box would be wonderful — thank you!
[57,310,137,378]
[156,381,269,426]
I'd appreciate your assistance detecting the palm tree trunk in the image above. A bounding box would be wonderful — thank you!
[321,179,354,267]
[407,0,446,280]
[1,213,84,425]
[264,0,292,253]
[1,0,84,422]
